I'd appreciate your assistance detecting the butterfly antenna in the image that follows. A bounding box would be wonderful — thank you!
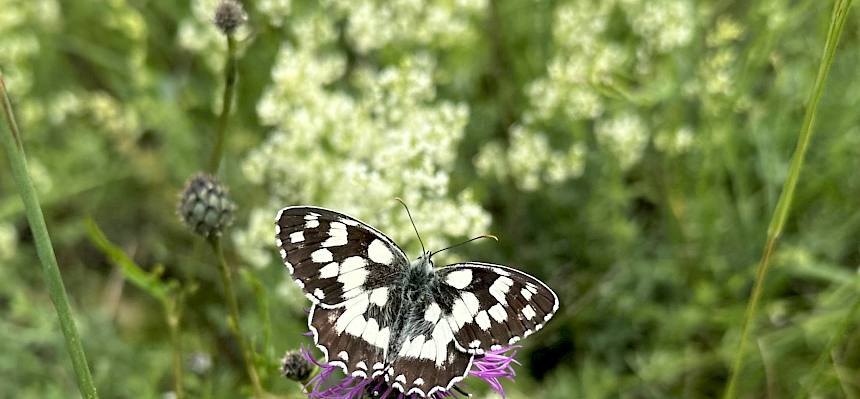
[430,234,498,257]
[394,197,426,253]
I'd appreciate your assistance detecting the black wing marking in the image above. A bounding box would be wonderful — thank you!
[384,318,473,397]
[308,289,399,380]
[437,262,559,354]
[275,206,407,308]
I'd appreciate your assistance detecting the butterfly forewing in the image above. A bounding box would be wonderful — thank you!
[437,262,559,354]
[275,206,407,308]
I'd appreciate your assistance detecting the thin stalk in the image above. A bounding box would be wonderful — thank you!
[207,35,237,174]
[209,236,264,397]
[723,1,854,397]
[0,76,99,398]
[166,298,185,399]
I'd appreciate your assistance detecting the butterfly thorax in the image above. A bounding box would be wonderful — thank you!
[386,253,439,360]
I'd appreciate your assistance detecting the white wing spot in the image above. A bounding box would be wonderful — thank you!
[420,339,436,361]
[338,267,368,293]
[338,351,349,361]
[369,287,389,306]
[313,288,325,300]
[521,287,533,301]
[319,262,339,279]
[305,219,320,229]
[489,276,514,305]
[279,249,287,259]
[335,295,369,333]
[357,361,368,370]
[489,304,507,322]
[493,267,511,276]
[340,256,368,273]
[311,248,333,263]
[396,374,407,383]
[424,303,441,323]
[361,318,379,346]
[322,223,349,247]
[522,304,536,320]
[289,231,304,243]
[367,239,394,265]
[444,269,472,289]
[414,378,424,386]
[339,217,359,226]
[475,310,491,330]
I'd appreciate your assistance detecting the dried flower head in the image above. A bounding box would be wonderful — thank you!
[178,173,236,237]
[300,345,518,399]
[214,0,247,35]
[282,349,315,382]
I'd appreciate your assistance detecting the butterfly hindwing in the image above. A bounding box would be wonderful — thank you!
[437,262,559,354]
[275,206,407,308]
[309,292,398,379]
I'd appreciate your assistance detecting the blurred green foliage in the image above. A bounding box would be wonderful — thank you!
[1,0,860,398]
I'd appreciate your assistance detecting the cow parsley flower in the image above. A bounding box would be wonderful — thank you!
[301,345,518,399]
[235,21,490,270]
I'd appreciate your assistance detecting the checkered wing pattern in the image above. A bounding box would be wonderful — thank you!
[437,262,559,354]
[275,206,406,308]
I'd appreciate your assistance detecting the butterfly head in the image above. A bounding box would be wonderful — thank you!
[412,251,435,272]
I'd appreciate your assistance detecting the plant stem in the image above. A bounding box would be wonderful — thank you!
[0,76,99,398]
[166,298,185,399]
[723,1,854,398]
[207,35,237,174]
[209,236,264,397]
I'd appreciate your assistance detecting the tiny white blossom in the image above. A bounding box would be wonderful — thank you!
[595,112,649,170]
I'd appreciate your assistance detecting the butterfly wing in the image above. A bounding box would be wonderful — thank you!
[275,206,407,308]
[277,206,407,377]
[437,262,559,354]
[384,300,474,397]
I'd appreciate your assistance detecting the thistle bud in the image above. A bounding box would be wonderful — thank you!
[178,173,236,237]
[281,350,313,382]
[213,0,247,35]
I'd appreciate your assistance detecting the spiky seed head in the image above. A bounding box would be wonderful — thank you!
[281,350,314,382]
[178,173,236,237]
[214,0,247,35]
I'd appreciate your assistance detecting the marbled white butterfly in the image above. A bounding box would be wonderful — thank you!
[275,205,559,397]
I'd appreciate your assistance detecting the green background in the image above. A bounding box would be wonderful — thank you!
[1,0,859,398]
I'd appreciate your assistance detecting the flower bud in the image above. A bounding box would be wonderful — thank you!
[213,0,247,35]
[178,173,236,237]
[281,350,313,382]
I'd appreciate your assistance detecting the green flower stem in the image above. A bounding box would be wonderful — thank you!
[209,236,264,397]
[166,298,185,399]
[723,1,854,398]
[207,34,237,174]
[0,76,99,398]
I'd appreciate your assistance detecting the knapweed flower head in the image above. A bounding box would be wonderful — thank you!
[177,173,236,237]
[213,0,247,35]
[282,349,314,382]
[300,345,518,399]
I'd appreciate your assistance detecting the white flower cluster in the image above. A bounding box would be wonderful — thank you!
[0,0,58,92]
[234,13,490,273]
[476,0,699,188]
[325,0,484,53]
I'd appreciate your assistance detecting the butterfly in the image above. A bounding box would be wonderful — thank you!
[275,206,559,397]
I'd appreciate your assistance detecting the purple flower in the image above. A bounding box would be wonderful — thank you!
[300,345,519,399]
